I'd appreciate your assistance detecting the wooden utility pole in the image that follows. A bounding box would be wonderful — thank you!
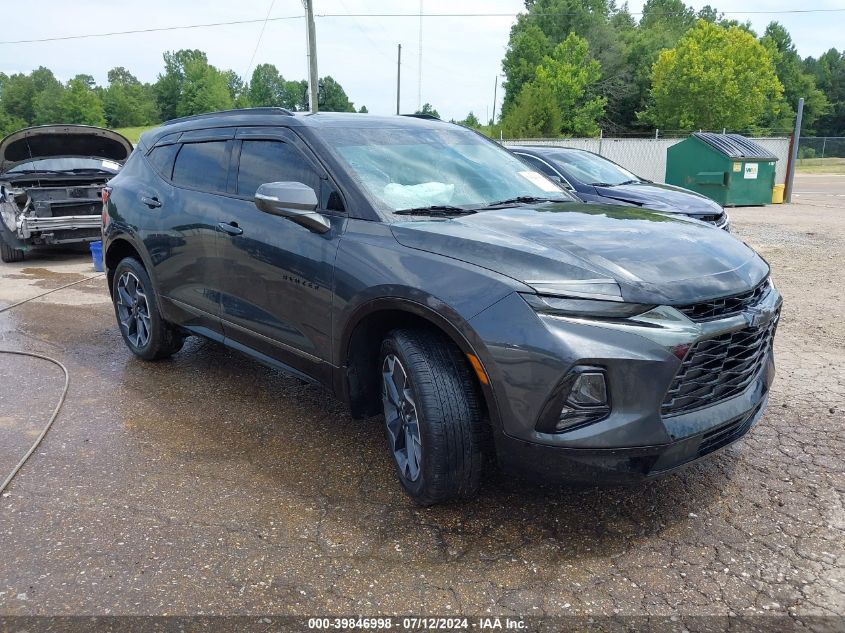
[303,0,319,113]
[396,44,402,115]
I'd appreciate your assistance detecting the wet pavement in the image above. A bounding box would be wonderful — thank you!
[0,181,843,618]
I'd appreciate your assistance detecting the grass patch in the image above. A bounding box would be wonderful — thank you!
[796,157,845,174]
[113,125,156,145]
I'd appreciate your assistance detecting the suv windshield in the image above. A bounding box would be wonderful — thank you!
[314,125,571,212]
[547,150,640,186]
[7,157,121,174]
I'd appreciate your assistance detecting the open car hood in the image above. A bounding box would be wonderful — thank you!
[0,125,133,173]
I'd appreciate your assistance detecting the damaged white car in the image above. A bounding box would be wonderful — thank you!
[0,125,132,262]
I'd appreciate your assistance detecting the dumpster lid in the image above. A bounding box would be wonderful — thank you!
[692,132,778,161]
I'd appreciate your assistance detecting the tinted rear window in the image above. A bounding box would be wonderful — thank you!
[236,140,320,197]
[172,141,230,192]
[147,144,179,179]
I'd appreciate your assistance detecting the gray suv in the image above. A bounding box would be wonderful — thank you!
[103,109,782,504]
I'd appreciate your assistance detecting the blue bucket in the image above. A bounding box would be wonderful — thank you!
[89,240,104,272]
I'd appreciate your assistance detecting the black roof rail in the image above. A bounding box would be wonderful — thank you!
[161,107,295,127]
[401,113,441,121]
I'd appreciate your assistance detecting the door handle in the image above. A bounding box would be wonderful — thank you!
[140,195,162,208]
[217,221,243,236]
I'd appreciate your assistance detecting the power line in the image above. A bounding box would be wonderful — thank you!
[0,15,304,45]
[2,8,844,45]
[243,0,277,81]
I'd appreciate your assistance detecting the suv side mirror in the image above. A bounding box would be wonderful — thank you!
[254,182,330,234]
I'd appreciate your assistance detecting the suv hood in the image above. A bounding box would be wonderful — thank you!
[593,182,723,217]
[390,203,767,305]
[0,125,132,173]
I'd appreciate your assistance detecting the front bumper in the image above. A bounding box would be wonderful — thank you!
[494,369,771,484]
[468,284,781,483]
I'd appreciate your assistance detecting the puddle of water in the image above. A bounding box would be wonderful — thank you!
[18,268,86,282]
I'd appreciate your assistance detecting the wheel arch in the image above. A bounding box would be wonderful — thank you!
[104,235,154,295]
[337,297,501,428]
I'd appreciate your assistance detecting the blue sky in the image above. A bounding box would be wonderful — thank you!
[1,0,841,121]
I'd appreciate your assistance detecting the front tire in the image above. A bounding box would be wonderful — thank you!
[380,329,486,505]
[112,257,184,360]
[0,234,24,263]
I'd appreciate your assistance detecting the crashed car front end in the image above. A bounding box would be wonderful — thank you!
[0,125,132,259]
[1,181,104,249]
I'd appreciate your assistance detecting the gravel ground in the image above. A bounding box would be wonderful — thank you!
[0,176,842,625]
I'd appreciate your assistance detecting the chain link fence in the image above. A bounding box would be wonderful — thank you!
[798,137,845,159]
[502,135,791,184]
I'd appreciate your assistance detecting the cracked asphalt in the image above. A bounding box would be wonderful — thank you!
[0,175,842,620]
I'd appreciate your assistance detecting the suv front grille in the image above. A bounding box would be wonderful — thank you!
[661,314,778,416]
[675,279,770,322]
[696,401,763,457]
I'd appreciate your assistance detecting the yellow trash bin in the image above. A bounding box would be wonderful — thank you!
[772,184,785,204]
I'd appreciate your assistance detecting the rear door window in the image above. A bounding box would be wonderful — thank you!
[172,141,230,193]
[236,140,321,198]
[147,144,179,179]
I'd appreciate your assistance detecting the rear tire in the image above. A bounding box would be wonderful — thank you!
[112,257,184,360]
[379,328,486,505]
[0,235,24,263]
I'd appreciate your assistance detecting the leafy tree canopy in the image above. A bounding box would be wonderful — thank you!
[640,20,784,130]
[414,103,440,118]
[503,33,606,137]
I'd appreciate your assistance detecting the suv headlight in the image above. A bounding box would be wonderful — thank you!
[521,293,654,319]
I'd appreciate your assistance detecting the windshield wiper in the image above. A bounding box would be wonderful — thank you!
[592,180,640,187]
[59,168,116,174]
[476,195,563,209]
[394,205,477,216]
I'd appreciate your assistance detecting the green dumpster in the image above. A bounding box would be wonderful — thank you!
[665,133,778,207]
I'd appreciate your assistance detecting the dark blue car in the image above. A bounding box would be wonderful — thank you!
[511,145,730,230]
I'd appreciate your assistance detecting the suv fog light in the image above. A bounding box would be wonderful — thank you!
[537,367,611,433]
[567,372,607,407]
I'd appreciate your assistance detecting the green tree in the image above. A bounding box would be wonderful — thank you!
[641,20,784,130]
[284,79,309,111]
[358,105,369,113]
[619,0,698,129]
[501,23,551,117]
[760,23,828,132]
[0,67,64,125]
[318,76,355,112]
[501,82,562,137]
[504,0,631,125]
[459,112,481,128]
[155,49,208,120]
[248,63,286,106]
[103,67,158,127]
[222,70,249,108]
[176,57,233,117]
[805,48,845,135]
[502,33,606,137]
[56,74,106,126]
[414,102,440,118]
[0,110,28,136]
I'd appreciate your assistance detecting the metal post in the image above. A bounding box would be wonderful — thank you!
[598,129,603,156]
[785,97,804,203]
[396,44,402,115]
[303,0,319,113]
[821,137,826,158]
[417,0,423,110]
[655,128,659,140]
[491,76,498,126]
